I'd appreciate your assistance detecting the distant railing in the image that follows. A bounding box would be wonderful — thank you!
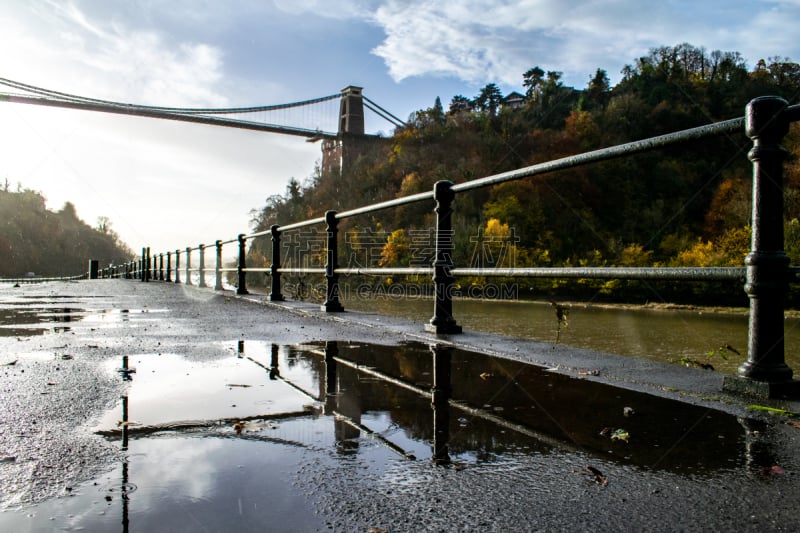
[102,96,800,398]
[0,273,87,284]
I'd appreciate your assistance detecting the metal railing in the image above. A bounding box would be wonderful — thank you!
[0,273,88,284]
[104,96,800,397]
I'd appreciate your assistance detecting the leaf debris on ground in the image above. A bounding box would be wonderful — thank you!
[577,465,608,486]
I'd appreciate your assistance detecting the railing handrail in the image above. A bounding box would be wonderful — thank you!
[242,114,760,234]
[0,274,86,283]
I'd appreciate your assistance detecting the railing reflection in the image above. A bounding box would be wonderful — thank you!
[98,336,788,533]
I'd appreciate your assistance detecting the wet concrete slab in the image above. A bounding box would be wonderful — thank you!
[1,280,800,532]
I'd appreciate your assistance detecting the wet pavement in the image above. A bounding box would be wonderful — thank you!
[1,279,800,532]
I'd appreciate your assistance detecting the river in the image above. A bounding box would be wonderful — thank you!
[342,294,800,375]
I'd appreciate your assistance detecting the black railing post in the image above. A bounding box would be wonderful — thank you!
[269,225,284,301]
[185,247,192,286]
[174,250,181,283]
[166,251,172,282]
[158,254,164,281]
[321,210,344,312]
[140,248,146,281]
[198,244,206,288]
[146,247,151,282]
[215,240,223,290]
[425,180,462,334]
[88,260,99,280]
[724,96,799,398]
[237,234,249,295]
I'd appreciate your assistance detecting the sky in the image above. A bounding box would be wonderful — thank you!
[1,0,799,258]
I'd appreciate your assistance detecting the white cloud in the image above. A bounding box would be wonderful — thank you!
[1,1,228,106]
[272,0,371,18]
[365,0,800,88]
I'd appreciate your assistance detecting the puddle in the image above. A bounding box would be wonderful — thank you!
[0,307,164,336]
[0,341,775,531]
[94,350,317,429]
[0,436,325,532]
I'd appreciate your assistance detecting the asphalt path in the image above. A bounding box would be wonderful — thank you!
[1,279,800,532]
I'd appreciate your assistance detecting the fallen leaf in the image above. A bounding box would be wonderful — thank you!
[576,465,608,486]
[724,343,741,356]
[786,420,800,429]
[578,369,599,376]
[47,381,57,386]
[748,405,800,417]
[479,372,492,380]
[760,465,785,476]
[623,407,636,417]
[610,428,630,443]
[1,360,17,366]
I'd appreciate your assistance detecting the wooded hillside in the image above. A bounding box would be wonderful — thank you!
[0,186,134,277]
[250,43,800,304]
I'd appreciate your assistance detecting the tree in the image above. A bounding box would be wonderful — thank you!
[584,68,610,110]
[379,229,410,267]
[96,216,111,234]
[448,95,472,115]
[474,83,503,116]
[432,96,445,123]
[522,66,545,99]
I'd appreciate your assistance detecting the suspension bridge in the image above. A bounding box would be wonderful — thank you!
[0,77,406,175]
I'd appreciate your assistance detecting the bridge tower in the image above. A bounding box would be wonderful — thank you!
[321,86,369,178]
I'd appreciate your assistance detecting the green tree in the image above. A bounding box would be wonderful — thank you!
[583,68,610,110]
[474,83,503,116]
[448,95,472,115]
[522,66,545,99]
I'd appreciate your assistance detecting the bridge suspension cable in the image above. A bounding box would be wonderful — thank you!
[363,95,406,128]
[0,77,341,115]
[0,77,403,138]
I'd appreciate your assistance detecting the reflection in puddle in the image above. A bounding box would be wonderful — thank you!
[95,351,317,430]
[2,341,781,532]
[4,437,324,532]
[0,306,163,336]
